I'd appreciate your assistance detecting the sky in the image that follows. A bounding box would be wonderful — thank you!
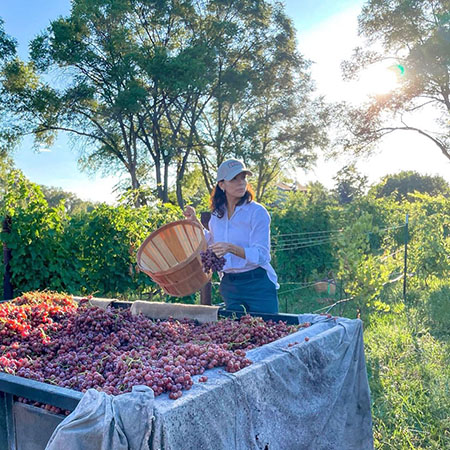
[1,0,449,203]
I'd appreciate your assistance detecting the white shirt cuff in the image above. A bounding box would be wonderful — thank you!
[244,247,260,265]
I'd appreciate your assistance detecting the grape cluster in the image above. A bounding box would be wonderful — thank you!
[0,292,304,407]
[200,249,226,273]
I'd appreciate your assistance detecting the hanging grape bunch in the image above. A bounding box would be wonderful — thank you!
[200,249,226,273]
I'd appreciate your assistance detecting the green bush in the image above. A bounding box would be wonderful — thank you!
[270,185,338,283]
[0,170,185,298]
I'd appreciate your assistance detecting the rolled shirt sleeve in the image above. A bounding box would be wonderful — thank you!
[202,215,214,245]
[242,208,271,266]
[204,229,213,246]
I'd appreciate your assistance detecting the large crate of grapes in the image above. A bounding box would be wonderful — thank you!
[0,294,373,450]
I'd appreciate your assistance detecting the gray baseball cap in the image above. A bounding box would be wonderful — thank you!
[216,159,253,182]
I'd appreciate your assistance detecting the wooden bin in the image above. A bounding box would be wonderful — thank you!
[136,220,212,297]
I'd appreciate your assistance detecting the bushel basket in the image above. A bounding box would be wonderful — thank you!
[136,220,212,297]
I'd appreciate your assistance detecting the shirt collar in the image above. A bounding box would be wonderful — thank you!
[227,202,249,215]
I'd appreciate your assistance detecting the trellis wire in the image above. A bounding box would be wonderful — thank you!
[272,229,344,238]
[272,237,336,252]
[278,281,318,296]
[313,297,354,314]
[378,248,403,261]
[271,224,406,252]
[272,223,404,241]
[272,235,337,248]
[275,220,409,307]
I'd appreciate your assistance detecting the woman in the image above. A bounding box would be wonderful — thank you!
[184,158,279,314]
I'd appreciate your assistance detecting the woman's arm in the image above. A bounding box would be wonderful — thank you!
[210,242,245,259]
[183,206,201,225]
[184,206,213,245]
[210,206,271,264]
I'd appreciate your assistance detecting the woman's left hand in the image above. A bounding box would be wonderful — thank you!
[210,242,231,258]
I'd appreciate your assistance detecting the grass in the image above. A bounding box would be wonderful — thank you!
[365,308,450,449]
[278,279,450,449]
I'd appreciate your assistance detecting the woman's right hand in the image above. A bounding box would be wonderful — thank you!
[183,206,199,223]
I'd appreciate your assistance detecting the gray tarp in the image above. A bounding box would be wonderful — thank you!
[46,315,373,450]
[45,386,154,450]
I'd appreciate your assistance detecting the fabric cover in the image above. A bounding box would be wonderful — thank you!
[45,386,154,450]
[46,315,373,450]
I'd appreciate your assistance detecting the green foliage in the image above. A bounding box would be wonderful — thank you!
[2,59,39,93]
[426,281,450,338]
[333,209,402,313]
[370,171,450,201]
[0,19,22,153]
[1,170,82,293]
[0,18,16,59]
[74,204,151,296]
[0,172,185,298]
[407,193,450,282]
[270,186,338,283]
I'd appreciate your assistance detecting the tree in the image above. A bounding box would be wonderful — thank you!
[40,185,98,214]
[338,0,450,161]
[1,1,321,208]
[369,171,450,201]
[2,1,204,207]
[193,4,328,202]
[332,163,368,204]
[0,18,21,154]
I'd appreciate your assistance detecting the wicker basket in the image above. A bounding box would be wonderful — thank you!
[136,220,212,297]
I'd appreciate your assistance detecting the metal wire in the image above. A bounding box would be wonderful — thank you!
[272,236,336,252]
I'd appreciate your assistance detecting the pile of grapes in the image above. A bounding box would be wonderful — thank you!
[200,249,226,273]
[0,292,306,407]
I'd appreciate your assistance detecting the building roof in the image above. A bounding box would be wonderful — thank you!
[276,181,308,192]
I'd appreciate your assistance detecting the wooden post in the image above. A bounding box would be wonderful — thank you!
[200,212,212,305]
[200,282,212,306]
[2,216,13,301]
[403,213,409,303]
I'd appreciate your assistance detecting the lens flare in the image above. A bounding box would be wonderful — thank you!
[358,62,400,95]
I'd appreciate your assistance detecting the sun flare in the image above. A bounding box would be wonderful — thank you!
[358,63,400,96]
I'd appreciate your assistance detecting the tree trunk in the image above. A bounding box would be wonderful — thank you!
[163,161,169,203]
[176,141,193,208]
[2,216,13,300]
[155,161,164,201]
[129,163,147,207]
[176,177,184,209]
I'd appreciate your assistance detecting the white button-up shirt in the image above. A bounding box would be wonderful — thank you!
[205,201,279,289]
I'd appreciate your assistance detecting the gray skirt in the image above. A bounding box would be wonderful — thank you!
[219,267,279,314]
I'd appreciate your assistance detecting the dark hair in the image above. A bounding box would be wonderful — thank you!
[210,183,254,218]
